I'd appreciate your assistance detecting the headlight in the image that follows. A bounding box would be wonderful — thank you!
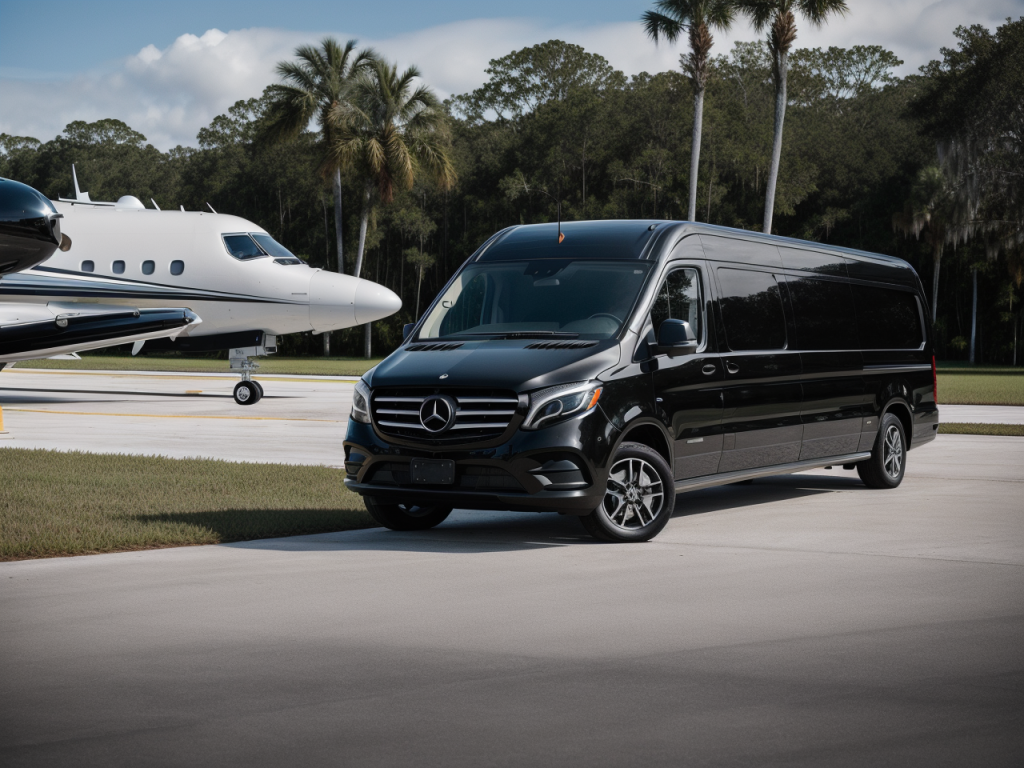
[523,381,603,430]
[351,378,371,423]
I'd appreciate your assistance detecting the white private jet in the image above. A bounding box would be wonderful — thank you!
[0,177,200,371]
[0,168,401,404]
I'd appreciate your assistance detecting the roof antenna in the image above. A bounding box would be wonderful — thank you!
[151,199,161,211]
[206,202,217,214]
[71,164,92,203]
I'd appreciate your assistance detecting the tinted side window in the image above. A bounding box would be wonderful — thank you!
[717,268,787,351]
[852,285,922,349]
[787,277,858,350]
[650,268,703,343]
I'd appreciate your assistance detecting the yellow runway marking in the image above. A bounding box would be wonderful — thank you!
[4,408,342,423]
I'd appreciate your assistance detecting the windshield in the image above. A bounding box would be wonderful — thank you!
[419,260,653,340]
[251,233,296,258]
[222,233,298,261]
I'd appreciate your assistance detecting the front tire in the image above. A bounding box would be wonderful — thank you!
[233,381,261,406]
[857,412,906,489]
[363,496,453,531]
[579,442,675,542]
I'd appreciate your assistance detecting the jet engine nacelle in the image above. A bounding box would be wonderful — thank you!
[0,178,70,275]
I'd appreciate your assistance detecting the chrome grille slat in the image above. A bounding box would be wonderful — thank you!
[370,387,519,442]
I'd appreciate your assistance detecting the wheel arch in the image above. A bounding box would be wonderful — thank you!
[882,397,914,448]
[615,418,673,466]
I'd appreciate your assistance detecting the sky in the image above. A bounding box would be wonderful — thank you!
[1,0,1021,150]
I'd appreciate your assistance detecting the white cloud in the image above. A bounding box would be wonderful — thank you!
[0,0,1018,150]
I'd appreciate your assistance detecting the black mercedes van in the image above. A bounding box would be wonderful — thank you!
[344,220,939,542]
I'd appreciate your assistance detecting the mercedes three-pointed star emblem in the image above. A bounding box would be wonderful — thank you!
[419,395,456,433]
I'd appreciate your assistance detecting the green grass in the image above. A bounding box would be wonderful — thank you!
[12,355,384,376]
[938,423,1024,437]
[0,449,373,561]
[936,366,1024,406]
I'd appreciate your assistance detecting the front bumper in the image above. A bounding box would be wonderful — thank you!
[343,411,619,515]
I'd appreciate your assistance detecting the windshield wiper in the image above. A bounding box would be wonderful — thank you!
[443,331,580,340]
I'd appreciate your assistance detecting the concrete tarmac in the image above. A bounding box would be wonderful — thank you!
[2,367,1022,466]
[0,367,357,465]
[2,435,1022,767]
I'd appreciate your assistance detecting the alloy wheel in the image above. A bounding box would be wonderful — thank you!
[883,424,903,479]
[603,457,665,531]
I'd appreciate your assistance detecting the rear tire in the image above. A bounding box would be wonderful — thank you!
[579,442,675,543]
[857,412,906,489]
[363,496,453,531]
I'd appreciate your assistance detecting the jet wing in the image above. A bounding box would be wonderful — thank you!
[0,302,200,363]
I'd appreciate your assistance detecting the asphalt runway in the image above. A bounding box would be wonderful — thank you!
[1,367,1021,468]
[2,432,1023,766]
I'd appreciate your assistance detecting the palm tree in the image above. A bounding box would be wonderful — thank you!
[893,166,955,324]
[263,37,377,276]
[327,59,457,357]
[736,0,848,233]
[643,0,736,223]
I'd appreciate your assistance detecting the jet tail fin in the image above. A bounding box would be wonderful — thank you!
[71,164,92,203]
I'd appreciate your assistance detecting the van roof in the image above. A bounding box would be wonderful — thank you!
[474,220,919,287]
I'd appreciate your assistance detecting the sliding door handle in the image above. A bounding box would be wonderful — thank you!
[702,364,716,375]
[726,362,740,374]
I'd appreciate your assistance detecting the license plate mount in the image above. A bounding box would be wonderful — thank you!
[409,458,456,485]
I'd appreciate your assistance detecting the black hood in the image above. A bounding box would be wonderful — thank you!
[367,339,622,392]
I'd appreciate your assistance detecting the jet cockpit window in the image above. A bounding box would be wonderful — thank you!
[251,233,296,259]
[222,234,266,261]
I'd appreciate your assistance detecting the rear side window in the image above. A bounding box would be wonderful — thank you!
[717,268,787,351]
[651,268,703,344]
[787,276,858,350]
[223,234,264,260]
[852,285,922,349]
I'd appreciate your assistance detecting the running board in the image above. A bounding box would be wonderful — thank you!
[675,452,871,493]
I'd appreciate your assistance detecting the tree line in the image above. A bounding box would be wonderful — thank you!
[1,14,1021,364]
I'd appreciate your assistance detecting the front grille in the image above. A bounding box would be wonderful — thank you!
[371,388,520,441]
[366,462,524,492]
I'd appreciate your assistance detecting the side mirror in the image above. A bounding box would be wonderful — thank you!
[655,319,698,358]
[403,323,415,340]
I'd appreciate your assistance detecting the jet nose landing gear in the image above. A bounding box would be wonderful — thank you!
[233,380,261,405]
[229,339,273,405]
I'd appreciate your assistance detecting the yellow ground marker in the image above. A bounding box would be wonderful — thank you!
[0,404,7,435]
[4,407,342,423]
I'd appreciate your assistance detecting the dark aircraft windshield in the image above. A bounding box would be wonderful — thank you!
[418,260,654,340]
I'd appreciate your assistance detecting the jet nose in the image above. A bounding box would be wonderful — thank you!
[308,270,402,332]
[354,279,402,324]
[309,270,357,333]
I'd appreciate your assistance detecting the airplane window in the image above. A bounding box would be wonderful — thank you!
[81,260,94,273]
[251,233,295,259]
[112,260,125,274]
[170,260,185,276]
[142,260,155,275]
[223,234,265,260]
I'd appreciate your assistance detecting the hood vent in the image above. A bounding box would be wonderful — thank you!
[405,342,464,352]
[525,340,598,350]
